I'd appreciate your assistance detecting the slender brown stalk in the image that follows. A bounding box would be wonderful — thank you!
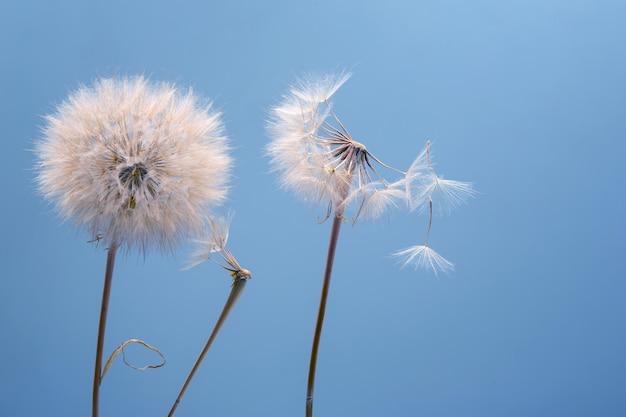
[168,276,248,417]
[306,211,344,417]
[92,245,118,417]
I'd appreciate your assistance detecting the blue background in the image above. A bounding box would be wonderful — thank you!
[2,1,625,416]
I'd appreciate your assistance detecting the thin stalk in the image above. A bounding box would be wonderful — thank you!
[168,276,248,417]
[306,211,344,417]
[92,245,119,417]
[425,197,433,246]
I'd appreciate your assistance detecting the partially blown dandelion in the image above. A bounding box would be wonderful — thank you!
[267,71,475,416]
[267,71,410,417]
[267,71,405,222]
[35,75,232,417]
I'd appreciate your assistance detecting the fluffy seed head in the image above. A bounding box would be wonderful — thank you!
[266,71,405,221]
[35,75,232,253]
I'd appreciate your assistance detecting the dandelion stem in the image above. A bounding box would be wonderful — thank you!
[306,211,344,417]
[92,245,118,417]
[168,276,248,417]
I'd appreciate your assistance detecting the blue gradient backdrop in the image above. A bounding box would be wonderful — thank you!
[2,1,625,416]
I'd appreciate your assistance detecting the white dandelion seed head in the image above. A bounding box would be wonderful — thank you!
[36,75,232,253]
[266,71,405,221]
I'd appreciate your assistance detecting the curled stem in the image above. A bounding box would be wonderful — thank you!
[101,338,166,380]
[168,276,248,417]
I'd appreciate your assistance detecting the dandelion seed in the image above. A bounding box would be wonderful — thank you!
[36,75,232,253]
[414,172,476,215]
[394,195,458,277]
[341,179,406,221]
[393,245,454,277]
[406,141,475,214]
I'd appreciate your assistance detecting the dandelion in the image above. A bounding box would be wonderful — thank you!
[168,215,250,417]
[268,71,476,415]
[267,71,410,417]
[34,75,232,417]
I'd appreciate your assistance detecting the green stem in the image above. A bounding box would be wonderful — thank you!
[168,277,248,417]
[306,212,344,417]
[92,245,118,417]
